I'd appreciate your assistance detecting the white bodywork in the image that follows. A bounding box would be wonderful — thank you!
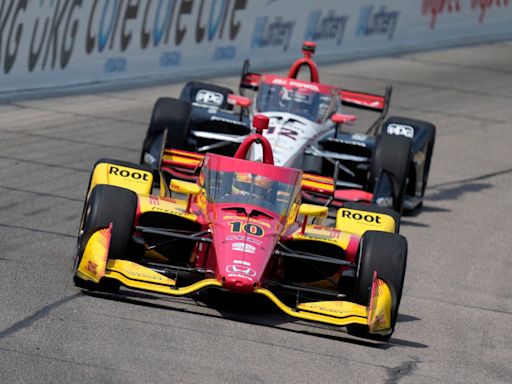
[251,112,333,168]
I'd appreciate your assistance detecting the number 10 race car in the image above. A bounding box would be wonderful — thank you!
[74,115,407,340]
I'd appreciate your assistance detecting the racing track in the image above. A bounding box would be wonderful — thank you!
[1,41,511,384]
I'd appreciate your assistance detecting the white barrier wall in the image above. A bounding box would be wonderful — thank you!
[1,0,511,93]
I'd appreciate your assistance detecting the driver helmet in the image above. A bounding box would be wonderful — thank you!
[232,173,272,199]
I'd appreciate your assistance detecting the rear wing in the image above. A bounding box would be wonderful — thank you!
[239,60,262,94]
[340,85,392,135]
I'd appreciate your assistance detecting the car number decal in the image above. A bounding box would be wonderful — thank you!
[229,221,264,237]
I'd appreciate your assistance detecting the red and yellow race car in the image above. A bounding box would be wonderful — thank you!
[74,115,407,340]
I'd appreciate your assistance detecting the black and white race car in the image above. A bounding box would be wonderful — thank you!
[141,42,435,213]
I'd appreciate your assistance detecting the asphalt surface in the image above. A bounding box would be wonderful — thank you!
[1,41,511,384]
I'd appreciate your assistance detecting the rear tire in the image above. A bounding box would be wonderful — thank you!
[369,133,412,213]
[140,97,192,165]
[382,116,436,201]
[347,231,407,341]
[74,184,139,291]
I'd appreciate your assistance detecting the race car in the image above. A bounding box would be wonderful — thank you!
[75,115,408,341]
[141,42,435,214]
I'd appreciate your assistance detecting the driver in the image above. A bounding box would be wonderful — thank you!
[279,87,316,120]
[232,173,273,200]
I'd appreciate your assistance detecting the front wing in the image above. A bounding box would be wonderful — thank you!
[76,227,392,336]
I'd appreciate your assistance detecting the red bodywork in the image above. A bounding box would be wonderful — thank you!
[241,40,388,114]
[191,151,302,293]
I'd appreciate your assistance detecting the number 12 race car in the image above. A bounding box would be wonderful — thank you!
[141,42,435,214]
[75,115,407,340]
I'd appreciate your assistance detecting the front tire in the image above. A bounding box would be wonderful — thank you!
[347,230,407,341]
[74,184,139,291]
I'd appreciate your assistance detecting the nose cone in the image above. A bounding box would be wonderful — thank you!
[222,270,257,293]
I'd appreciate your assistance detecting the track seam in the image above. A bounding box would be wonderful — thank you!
[0,294,80,340]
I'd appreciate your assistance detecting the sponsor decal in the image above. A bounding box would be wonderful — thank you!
[108,166,150,182]
[196,89,224,106]
[271,77,320,92]
[299,234,338,244]
[251,16,294,51]
[375,196,393,208]
[210,115,247,126]
[340,210,382,224]
[356,6,399,40]
[233,259,250,266]
[226,264,256,277]
[338,139,367,147]
[149,196,159,206]
[387,123,414,139]
[226,235,263,246]
[87,260,98,273]
[304,10,349,45]
[231,242,256,254]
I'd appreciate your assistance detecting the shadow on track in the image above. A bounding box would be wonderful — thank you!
[81,288,428,351]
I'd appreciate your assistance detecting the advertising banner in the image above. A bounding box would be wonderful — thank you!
[1,0,511,93]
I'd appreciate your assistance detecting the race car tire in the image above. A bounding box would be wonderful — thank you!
[347,230,407,341]
[140,97,192,164]
[179,81,234,109]
[382,117,436,200]
[368,132,412,213]
[74,184,139,291]
[342,202,401,233]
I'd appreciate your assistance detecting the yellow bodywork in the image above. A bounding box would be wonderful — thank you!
[367,274,392,334]
[138,195,197,221]
[76,227,393,334]
[299,203,328,218]
[335,207,396,235]
[162,149,204,168]
[90,162,153,196]
[170,179,201,195]
[301,173,335,195]
[104,260,222,295]
[76,226,111,283]
[292,224,351,248]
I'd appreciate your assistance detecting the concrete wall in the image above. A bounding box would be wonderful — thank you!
[1,0,511,93]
